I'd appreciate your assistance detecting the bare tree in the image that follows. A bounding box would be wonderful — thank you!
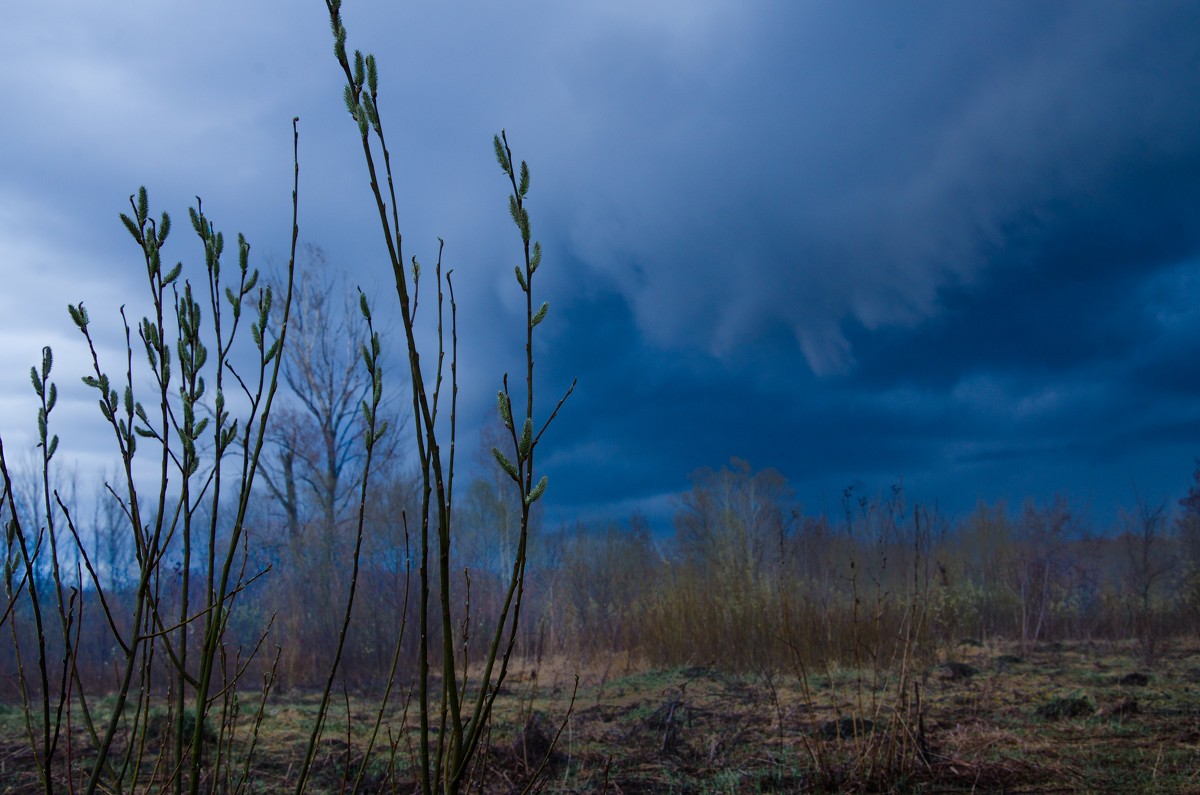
[1013,495,1077,653]
[259,244,394,546]
[550,514,658,656]
[254,244,409,683]
[1123,490,1175,664]
[1175,463,1200,641]
[90,470,134,592]
[1178,462,1200,567]
[1122,492,1173,617]
[455,425,527,577]
[673,457,794,581]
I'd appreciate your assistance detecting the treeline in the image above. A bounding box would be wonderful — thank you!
[535,459,1200,672]
[4,248,1196,697]
[5,454,1197,697]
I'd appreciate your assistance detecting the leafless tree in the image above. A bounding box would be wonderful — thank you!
[1122,490,1175,664]
[1013,495,1077,653]
[1178,462,1200,567]
[259,244,400,547]
[1122,491,1173,616]
[455,425,527,577]
[91,469,134,592]
[673,457,794,581]
[254,244,409,681]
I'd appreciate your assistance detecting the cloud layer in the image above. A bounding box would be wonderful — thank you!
[3,2,1200,530]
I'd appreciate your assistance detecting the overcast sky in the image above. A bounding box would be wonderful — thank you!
[3,1,1200,533]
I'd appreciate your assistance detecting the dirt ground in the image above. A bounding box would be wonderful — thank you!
[3,640,1200,793]
[474,640,1200,794]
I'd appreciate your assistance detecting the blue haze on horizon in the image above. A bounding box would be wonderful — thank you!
[2,2,1200,534]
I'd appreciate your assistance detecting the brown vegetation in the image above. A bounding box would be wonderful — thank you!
[4,640,1199,793]
[6,453,1200,792]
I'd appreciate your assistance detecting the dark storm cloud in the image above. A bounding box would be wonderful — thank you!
[516,1,1200,529]
[4,1,1200,532]
[550,2,1200,376]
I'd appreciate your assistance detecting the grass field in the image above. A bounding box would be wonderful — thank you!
[3,639,1199,793]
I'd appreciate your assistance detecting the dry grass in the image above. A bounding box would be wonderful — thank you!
[4,639,1200,793]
